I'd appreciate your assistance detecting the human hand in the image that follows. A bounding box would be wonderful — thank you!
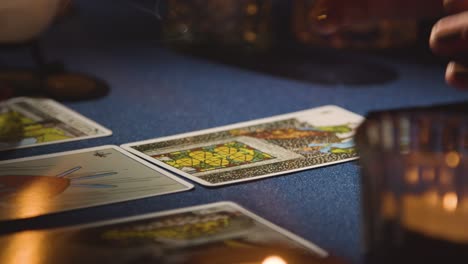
[430,0,468,89]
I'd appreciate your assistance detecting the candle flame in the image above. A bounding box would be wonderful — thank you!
[262,256,287,264]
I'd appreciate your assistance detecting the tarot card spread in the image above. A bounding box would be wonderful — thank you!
[123,105,364,186]
[0,97,111,151]
[0,146,193,220]
[0,202,327,264]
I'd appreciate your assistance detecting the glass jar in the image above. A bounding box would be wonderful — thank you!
[163,0,272,52]
[356,103,468,264]
[293,0,419,49]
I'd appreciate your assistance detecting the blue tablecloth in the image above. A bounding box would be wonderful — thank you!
[1,1,468,263]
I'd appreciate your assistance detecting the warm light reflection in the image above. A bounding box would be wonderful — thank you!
[404,166,419,185]
[439,169,453,185]
[381,192,397,218]
[0,231,47,264]
[244,31,257,42]
[0,175,58,219]
[462,198,468,211]
[16,178,55,218]
[262,255,287,264]
[422,168,435,182]
[424,190,439,207]
[316,14,327,21]
[403,193,468,244]
[246,4,258,15]
[445,151,460,168]
[443,192,458,212]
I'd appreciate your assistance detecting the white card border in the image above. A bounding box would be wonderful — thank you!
[0,145,194,219]
[0,97,113,152]
[28,201,328,258]
[121,105,363,187]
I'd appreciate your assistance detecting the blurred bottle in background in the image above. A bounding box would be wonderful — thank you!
[293,0,443,49]
[163,0,272,52]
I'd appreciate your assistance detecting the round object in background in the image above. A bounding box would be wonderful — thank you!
[0,69,109,101]
[0,0,61,43]
[45,73,109,101]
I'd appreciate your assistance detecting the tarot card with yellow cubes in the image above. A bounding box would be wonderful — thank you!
[122,105,364,186]
[0,97,111,151]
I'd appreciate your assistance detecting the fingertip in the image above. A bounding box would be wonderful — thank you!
[429,21,441,52]
[445,61,468,90]
[428,17,456,55]
[429,12,468,56]
[445,61,457,84]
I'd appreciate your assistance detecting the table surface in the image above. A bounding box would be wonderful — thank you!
[1,1,468,263]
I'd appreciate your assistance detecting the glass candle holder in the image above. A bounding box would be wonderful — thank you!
[163,0,272,51]
[356,103,468,264]
[292,0,419,49]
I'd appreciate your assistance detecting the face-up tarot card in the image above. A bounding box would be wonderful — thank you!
[122,105,364,186]
[0,202,328,264]
[0,145,193,220]
[0,97,112,151]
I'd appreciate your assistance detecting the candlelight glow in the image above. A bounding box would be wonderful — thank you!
[262,256,287,264]
[317,14,327,21]
[243,31,257,42]
[422,168,435,182]
[439,169,453,185]
[0,231,47,264]
[445,151,460,168]
[424,190,439,207]
[13,178,55,219]
[246,4,258,15]
[443,192,458,212]
[405,166,419,184]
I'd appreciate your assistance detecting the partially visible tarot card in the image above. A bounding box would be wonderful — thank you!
[0,202,327,264]
[122,105,364,186]
[0,145,193,220]
[0,97,112,151]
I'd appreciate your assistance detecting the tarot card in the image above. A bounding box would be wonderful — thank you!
[0,202,327,264]
[122,105,364,186]
[0,97,112,151]
[0,145,193,220]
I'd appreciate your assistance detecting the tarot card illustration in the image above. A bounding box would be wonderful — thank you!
[123,105,364,186]
[0,146,193,220]
[0,202,327,264]
[0,97,111,151]
[148,137,302,177]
